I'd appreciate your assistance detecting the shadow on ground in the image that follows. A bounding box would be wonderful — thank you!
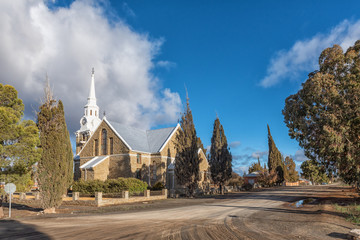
[0,220,51,239]
[1,202,42,212]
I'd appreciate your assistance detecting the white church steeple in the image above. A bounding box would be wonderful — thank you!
[75,68,101,154]
[87,68,97,107]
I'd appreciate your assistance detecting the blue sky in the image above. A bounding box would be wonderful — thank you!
[2,0,360,175]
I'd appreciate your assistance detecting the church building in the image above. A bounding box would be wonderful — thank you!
[73,69,210,190]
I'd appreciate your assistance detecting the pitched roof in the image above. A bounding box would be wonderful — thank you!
[80,156,109,169]
[244,171,261,177]
[107,119,178,153]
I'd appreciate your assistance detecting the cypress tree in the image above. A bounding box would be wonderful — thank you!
[209,117,232,194]
[37,81,73,211]
[267,124,284,184]
[248,157,263,173]
[174,96,200,197]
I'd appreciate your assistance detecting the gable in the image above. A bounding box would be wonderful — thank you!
[77,119,130,157]
[198,148,209,171]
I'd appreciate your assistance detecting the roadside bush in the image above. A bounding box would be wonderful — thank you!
[242,183,253,191]
[72,178,148,194]
[122,178,148,193]
[150,181,165,190]
[0,173,34,192]
[105,179,127,193]
[72,179,106,194]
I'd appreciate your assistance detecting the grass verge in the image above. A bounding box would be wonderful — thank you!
[334,203,360,224]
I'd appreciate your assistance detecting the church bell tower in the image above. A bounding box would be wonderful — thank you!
[75,68,101,154]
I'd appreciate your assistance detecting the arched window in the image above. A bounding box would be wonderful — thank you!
[153,161,157,180]
[110,137,113,154]
[102,129,107,155]
[137,154,141,164]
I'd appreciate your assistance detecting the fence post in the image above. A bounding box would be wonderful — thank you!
[162,189,168,198]
[20,192,26,201]
[73,192,79,201]
[95,192,102,206]
[144,190,150,198]
[170,189,175,198]
[122,191,129,199]
[34,192,40,201]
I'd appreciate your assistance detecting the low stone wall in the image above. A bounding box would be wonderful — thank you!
[64,189,168,207]
[8,189,168,207]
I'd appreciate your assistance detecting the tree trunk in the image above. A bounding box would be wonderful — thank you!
[219,184,224,195]
[44,207,56,214]
[0,199,3,219]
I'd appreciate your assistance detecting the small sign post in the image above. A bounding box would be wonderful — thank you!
[4,183,16,218]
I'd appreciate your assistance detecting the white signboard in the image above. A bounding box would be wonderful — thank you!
[4,183,16,194]
[4,183,16,218]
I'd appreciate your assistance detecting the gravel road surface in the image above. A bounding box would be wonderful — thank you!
[0,185,355,239]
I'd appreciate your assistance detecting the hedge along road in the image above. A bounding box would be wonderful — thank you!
[0,185,356,240]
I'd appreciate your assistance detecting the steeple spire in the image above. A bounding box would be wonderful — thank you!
[87,67,96,106]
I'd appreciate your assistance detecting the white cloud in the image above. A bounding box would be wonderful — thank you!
[122,2,135,18]
[260,19,360,87]
[229,141,241,149]
[206,145,211,152]
[0,1,182,137]
[232,166,248,176]
[251,150,268,159]
[156,60,176,70]
[293,149,307,163]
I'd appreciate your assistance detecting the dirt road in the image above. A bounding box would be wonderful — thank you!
[0,185,356,239]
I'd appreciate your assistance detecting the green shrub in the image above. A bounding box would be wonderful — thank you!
[122,178,148,193]
[151,181,165,190]
[72,179,106,194]
[242,183,253,191]
[72,178,148,194]
[104,179,127,193]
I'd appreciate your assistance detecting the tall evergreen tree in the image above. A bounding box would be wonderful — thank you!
[0,84,41,189]
[209,117,232,194]
[174,96,200,197]
[267,125,284,184]
[37,81,73,211]
[248,157,263,173]
[283,41,360,186]
[283,156,299,182]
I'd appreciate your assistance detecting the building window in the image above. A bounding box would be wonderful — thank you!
[102,129,107,155]
[137,154,141,164]
[95,111,97,116]
[135,168,141,179]
[153,161,157,180]
[90,110,92,116]
[110,137,113,154]
[94,139,99,156]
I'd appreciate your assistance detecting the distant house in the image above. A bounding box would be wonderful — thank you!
[283,181,299,186]
[244,171,261,185]
[299,178,312,185]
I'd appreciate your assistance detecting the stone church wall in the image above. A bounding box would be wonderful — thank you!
[93,157,110,181]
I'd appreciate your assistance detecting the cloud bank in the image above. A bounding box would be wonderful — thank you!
[0,0,181,138]
[229,141,241,149]
[293,149,307,163]
[261,19,360,87]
